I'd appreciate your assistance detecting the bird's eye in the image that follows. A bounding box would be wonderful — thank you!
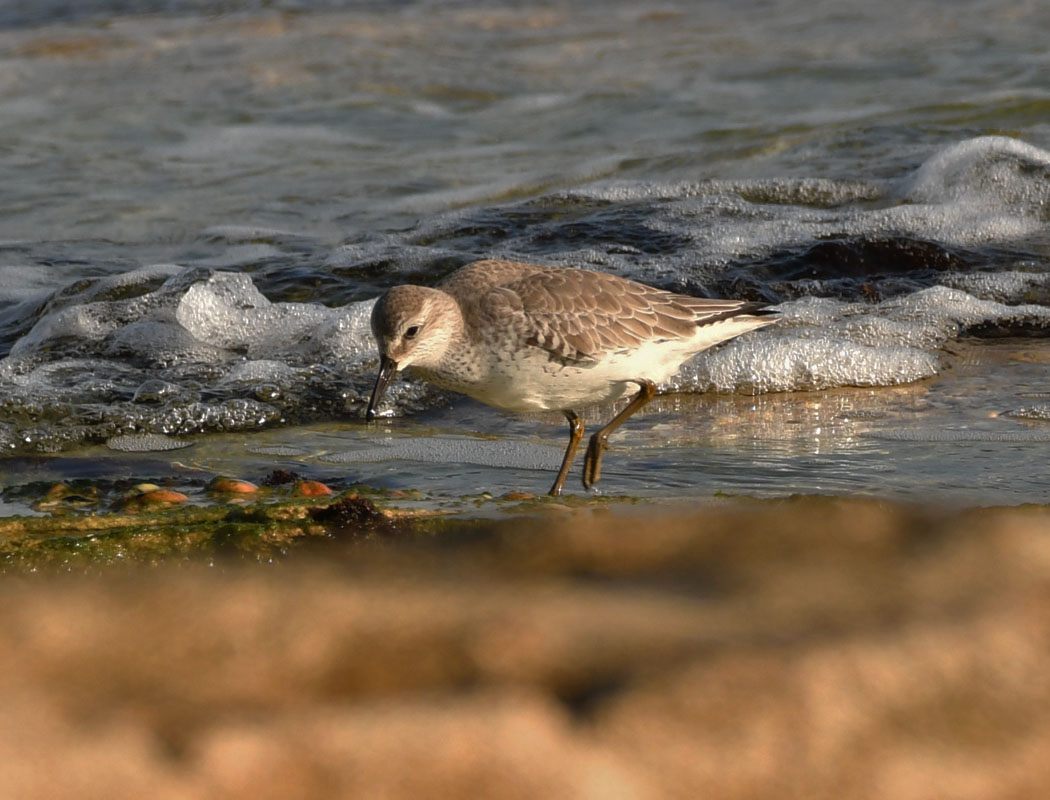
[404,325,421,340]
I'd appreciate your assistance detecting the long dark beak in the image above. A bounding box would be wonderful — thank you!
[365,355,399,421]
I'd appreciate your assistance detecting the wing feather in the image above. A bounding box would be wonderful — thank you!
[457,260,772,365]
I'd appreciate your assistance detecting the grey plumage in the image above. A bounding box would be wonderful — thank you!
[366,259,777,495]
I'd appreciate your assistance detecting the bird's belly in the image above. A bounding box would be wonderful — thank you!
[477,370,634,412]
[412,358,634,413]
[412,337,702,413]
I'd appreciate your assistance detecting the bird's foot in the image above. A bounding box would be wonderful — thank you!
[582,434,608,489]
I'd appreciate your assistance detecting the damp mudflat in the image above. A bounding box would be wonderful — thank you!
[0,0,1049,517]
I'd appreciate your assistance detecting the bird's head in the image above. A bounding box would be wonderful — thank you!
[366,285,460,420]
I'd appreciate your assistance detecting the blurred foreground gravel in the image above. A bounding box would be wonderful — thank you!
[3,496,1050,799]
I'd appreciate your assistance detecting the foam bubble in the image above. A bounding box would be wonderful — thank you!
[10,265,186,358]
[404,137,1050,290]
[314,299,377,363]
[1005,406,1050,422]
[940,271,1050,305]
[0,267,383,451]
[899,136,1050,211]
[676,334,939,394]
[132,380,195,405]
[882,285,1050,334]
[676,284,1050,394]
[106,319,227,365]
[221,360,300,384]
[106,433,192,452]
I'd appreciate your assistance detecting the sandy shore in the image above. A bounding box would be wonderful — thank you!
[2,495,1050,798]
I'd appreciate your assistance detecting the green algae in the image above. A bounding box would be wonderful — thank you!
[0,491,416,572]
[5,484,1048,575]
[0,474,656,573]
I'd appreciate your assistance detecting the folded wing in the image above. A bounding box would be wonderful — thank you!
[476,267,771,365]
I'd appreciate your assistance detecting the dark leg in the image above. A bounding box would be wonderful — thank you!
[582,380,656,490]
[549,410,584,497]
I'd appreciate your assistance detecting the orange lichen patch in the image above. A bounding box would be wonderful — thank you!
[120,489,190,512]
[137,489,189,505]
[293,480,333,497]
[208,477,260,495]
[500,491,536,502]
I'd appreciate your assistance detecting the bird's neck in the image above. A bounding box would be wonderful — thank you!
[410,300,488,387]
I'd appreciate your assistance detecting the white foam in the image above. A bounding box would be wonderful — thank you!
[9,265,184,357]
[882,285,1050,332]
[676,334,939,394]
[826,314,946,349]
[941,270,1050,303]
[525,137,1050,271]
[174,272,329,356]
[673,283,1050,394]
[312,299,377,363]
[221,360,299,384]
[107,319,228,364]
[106,433,192,452]
[1005,406,1050,422]
[9,265,1044,414]
[899,136,1050,209]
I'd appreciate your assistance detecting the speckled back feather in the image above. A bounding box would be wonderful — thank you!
[441,259,770,365]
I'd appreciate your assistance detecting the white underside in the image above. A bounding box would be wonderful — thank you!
[454,316,775,413]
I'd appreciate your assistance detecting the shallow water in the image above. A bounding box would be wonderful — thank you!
[2,338,1044,516]
[0,0,1048,506]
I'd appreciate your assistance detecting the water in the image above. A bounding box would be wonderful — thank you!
[0,0,1048,508]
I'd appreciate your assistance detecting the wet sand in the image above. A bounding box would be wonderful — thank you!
[3,496,1050,799]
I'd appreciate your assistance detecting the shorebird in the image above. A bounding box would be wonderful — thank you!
[366,259,777,496]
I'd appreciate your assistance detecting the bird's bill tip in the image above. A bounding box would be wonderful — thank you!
[365,355,399,421]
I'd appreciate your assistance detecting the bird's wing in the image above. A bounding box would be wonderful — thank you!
[476,267,767,365]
